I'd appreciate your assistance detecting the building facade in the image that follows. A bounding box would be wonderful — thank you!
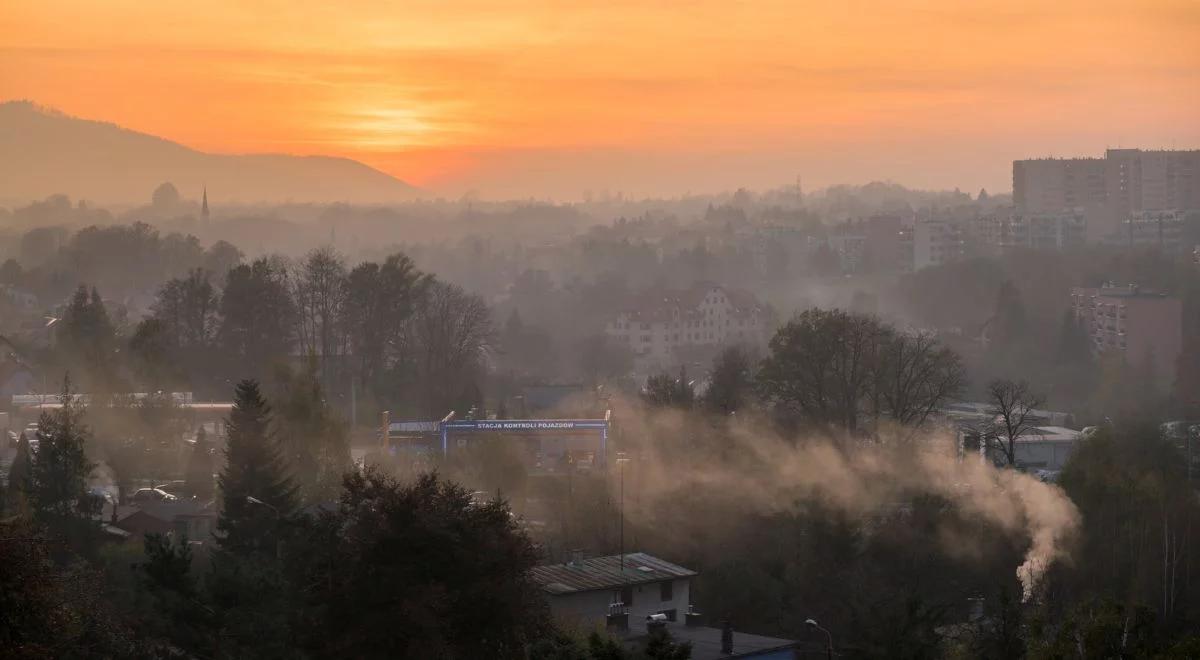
[1070,284,1183,388]
[1014,149,1200,240]
[605,283,770,367]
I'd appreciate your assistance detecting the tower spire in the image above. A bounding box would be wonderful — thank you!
[201,185,209,221]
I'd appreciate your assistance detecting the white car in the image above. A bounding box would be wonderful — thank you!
[130,487,178,504]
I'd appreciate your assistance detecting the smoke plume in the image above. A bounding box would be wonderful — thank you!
[615,407,1080,601]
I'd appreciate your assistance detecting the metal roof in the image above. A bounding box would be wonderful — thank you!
[530,552,697,595]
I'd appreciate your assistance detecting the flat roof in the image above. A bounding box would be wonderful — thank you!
[532,552,697,595]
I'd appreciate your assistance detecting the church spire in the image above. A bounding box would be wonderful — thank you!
[201,186,209,221]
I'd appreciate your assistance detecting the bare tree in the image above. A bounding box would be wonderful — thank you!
[293,247,348,391]
[875,330,967,432]
[411,281,494,417]
[985,379,1045,468]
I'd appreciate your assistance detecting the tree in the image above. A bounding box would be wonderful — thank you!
[873,330,966,431]
[987,280,1026,355]
[56,285,117,390]
[411,281,494,417]
[202,239,243,276]
[0,519,138,657]
[129,317,180,389]
[757,309,885,434]
[759,309,965,437]
[983,379,1045,468]
[1054,309,1090,366]
[577,334,634,386]
[342,252,430,399]
[702,345,755,415]
[142,532,195,595]
[499,308,559,382]
[216,380,297,556]
[274,359,350,504]
[288,470,548,658]
[218,257,297,381]
[1053,425,1200,632]
[5,431,33,515]
[294,247,348,392]
[151,269,219,354]
[184,426,215,501]
[30,377,101,546]
[643,367,695,409]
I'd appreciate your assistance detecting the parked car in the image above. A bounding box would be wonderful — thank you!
[154,480,190,497]
[130,487,178,504]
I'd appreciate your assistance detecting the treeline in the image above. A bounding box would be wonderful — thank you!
[41,245,493,420]
[0,218,242,304]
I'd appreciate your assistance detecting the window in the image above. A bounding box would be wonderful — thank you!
[660,580,673,602]
[620,586,634,607]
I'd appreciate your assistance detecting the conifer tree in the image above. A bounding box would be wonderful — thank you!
[216,380,297,555]
[4,431,33,515]
[30,376,101,540]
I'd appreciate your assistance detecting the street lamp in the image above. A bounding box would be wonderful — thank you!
[805,619,833,659]
[245,495,284,558]
[245,495,279,515]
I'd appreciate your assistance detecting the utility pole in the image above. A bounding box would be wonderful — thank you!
[616,452,630,578]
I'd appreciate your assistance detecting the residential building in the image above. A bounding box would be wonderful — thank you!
[1071,284,1183,388]
[605,283,770,368]
[110,499,218,545]
[531,552,800,659]
[1014,149,1200,240]
[912,216,967,270]
[533,552,695,626]
[1104,210,1190,253]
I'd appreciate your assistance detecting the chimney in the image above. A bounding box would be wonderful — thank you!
[685,605,704,627]
[721,619,733,655]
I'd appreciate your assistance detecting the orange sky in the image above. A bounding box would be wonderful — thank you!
[3,0,1198,199]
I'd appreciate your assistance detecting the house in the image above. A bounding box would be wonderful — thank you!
[531,552,800,659]
[111,499,218,544]
[532,552,696,626]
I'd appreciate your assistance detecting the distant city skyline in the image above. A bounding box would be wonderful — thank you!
[3,1,1198,200]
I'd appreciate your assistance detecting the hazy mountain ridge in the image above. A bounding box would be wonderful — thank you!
[0,100,421,205]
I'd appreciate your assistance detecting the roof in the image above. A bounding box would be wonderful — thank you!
[531,552,697,595]
[115,498,216,524]
[1021,426,1081,442]
[628,620,798,660]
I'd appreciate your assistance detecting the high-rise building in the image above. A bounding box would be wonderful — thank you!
[1014,149,1200,240]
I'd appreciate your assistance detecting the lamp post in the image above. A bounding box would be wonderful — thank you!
[805,618,833,659]
[246,495,284,558]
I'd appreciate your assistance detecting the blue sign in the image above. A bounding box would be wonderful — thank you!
[443,419,608,432]
[439,418,609,462]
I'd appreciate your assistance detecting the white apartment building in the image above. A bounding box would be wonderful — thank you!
[605,283,769,366]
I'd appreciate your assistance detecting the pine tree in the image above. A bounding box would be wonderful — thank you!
[30,376,101,539]
[276,360,349,504]
[216,380,297,555]
[4,431,33,515]
[185,426,215,501]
